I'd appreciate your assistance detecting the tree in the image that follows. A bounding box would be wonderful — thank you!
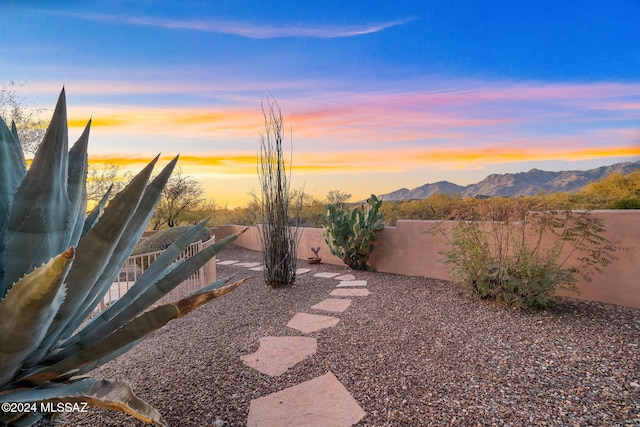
[0,81,47,154]
[290,188,324,227]
[254,97,300,287]
[326,189,351,206]
[150,167,213,229]
[86,163,134,205]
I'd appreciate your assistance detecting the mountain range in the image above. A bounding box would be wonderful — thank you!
[379,160,640,201]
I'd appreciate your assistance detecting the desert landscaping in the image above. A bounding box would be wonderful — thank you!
[63,245,640,426]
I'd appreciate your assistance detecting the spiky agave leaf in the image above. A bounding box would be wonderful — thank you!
[82,184,112,237]
[59,217,209,352]
[0,378,167,427]
[1,89,247,426]
[61,156,179,336]
[3,89,70,293]
[65,119,91,249]
[67,277,229,377]
[24,156,158,367]
[0,118,27,298]
[22,278,246,385]
[48,229,244,364]
[0,248,74,387]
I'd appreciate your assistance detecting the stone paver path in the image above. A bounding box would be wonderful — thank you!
[336,280,368,287]
[224,258,369,426]
[246,371,366,427]
[286,312,340,334]
[240,336,317,377]
[311,298,352,313]
[313,272,341,278]
[331,288,371,297]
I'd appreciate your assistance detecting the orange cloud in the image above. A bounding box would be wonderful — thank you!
[87,144,639,179]
[67,106,263,141]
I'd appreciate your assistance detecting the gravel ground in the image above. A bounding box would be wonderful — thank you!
[65,245,639,427]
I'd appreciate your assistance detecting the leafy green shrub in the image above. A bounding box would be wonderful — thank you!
[438,199,625,309]
[612,197,640,209]
[323,194,384,270]
[132,225,212,256]
[0,89,245,426]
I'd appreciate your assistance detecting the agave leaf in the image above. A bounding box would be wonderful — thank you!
[62,156,179,335]
[82,184,112,237]
[0,248,74,387]
[22,278,246,385]
[47,230,245,362]
[65,120,91,249]
[0,118,27,298]
[59,217,208,353]
[4,89,70,293]
[24,157,158,367]
[75,340,139,377]
[0,378,167,427]
[6,412,42,426]
[50,273,227,365]
[9,120,20,145]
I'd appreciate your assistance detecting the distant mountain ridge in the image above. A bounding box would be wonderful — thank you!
[379,160,640,201]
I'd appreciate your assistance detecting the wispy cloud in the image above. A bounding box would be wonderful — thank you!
[60,12,414,39]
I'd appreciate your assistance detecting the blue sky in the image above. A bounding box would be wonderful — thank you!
[1,1,639,205]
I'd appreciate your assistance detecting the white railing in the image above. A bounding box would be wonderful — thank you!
[99,238,210,312]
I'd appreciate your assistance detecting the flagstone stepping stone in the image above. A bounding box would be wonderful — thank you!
[286,313,340,333]
[334,274,356,281]
[336,280,367,287]
[331,288,370,297]
[311,298,352,313]
[240,336,317,377]
[216,260,239,265]
[249,266,264,271]
[247,371,365,427]
[236,262,262,268]
[313,272,341,278]
[295,268,311,275]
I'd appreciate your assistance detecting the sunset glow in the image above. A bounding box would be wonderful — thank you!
[2,2,639,206]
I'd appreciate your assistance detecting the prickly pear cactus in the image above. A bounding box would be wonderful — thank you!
[323,194,384,270]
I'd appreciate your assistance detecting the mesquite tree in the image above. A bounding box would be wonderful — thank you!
[255,97,300,287]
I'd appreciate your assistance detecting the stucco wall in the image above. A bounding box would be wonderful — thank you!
[211,210,640,308]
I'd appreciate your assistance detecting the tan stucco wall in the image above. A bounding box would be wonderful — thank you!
[211,210,640,308]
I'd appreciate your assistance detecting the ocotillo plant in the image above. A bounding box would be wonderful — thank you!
[255,97,300,287]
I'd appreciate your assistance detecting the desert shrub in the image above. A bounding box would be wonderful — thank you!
[324,194,384,270]
[612,197,640,209]
[438,199,625,309]
[132,225,212,256]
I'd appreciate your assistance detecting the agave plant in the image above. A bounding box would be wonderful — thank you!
[0,89,246,426]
